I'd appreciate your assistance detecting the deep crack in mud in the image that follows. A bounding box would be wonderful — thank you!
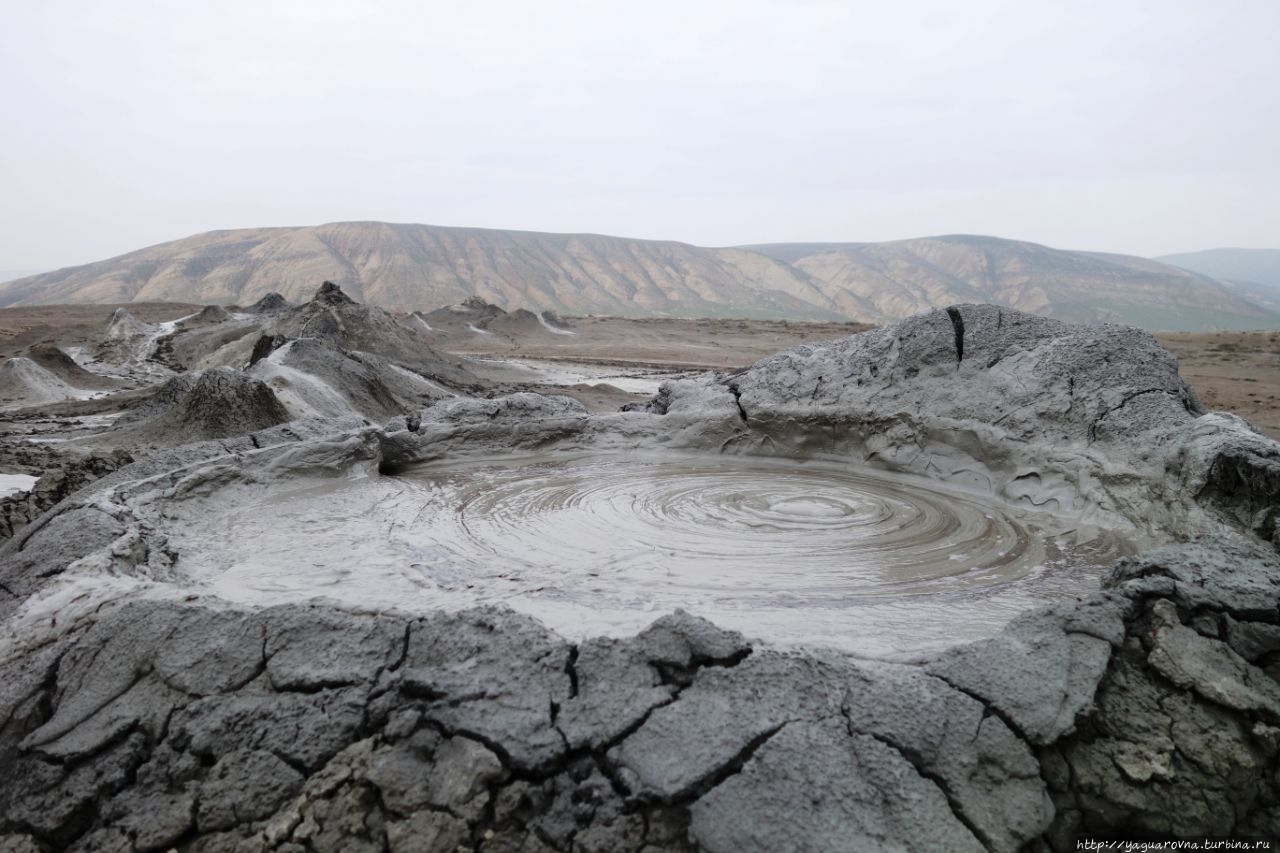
[165,453,1139,658]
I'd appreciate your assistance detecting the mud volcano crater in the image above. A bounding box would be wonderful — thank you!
[173,452,1136,657]
[4,301,1280,851]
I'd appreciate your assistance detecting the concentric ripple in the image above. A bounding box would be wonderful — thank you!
[441,459,1036,601]
[170,453,1138,658]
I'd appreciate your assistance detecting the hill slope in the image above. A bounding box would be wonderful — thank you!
[0,223,848,322]
[747,236,1275,331]
[1157,248,1280,314]
[1,224,1274,330]
[1157,248,1280,289]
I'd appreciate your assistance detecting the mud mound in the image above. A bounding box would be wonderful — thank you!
[249,338,449,421]
[483,308,577,339]
[113,373,198,426]
[423,296,507,331]
[407,311,437,333]
[246,292,290,313]
[314,280,356,305]
[538,310,576,334]
[103,307,150,340]
[264,282,475,385]
[485,307,539,332]
[152,318,258,372]
[459,294,506,319]
[94,307,176,376]
[185,304,232,326]
[0,357,82,407]
[106,368,289,445]
[171,369,290,438]
[23,345,118,390]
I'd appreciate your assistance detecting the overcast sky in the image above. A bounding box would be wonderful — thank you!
[2,0,1277,269]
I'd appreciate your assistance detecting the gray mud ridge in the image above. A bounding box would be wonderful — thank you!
[1,303,1279,850]
[0,283,477,509]
[0,449,133,539]
[619,303,1278,543]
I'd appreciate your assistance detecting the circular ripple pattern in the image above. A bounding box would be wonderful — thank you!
[439,456,1038,603]
[175,453,1134,656]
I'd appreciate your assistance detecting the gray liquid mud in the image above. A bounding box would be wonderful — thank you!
[466,357,677,394]
[170,453,1139,658]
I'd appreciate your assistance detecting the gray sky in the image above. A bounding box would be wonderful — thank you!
[2,0,1278,269]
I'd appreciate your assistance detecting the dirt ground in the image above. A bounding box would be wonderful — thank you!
[0,303,202,357]
[430,315,875,371]
[1,303,1275,440]
[1156,330,1280,440]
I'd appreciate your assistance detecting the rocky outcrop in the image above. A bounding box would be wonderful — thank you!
[421,392,588,424]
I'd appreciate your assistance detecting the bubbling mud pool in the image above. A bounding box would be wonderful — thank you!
[168,453,1141,659]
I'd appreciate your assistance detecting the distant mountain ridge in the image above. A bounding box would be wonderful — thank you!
[0,222,1274,331]
[1157,248,1280,288]
[746,236,1275,331]
[1157,248,1280,315]
[0,224,846,323]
